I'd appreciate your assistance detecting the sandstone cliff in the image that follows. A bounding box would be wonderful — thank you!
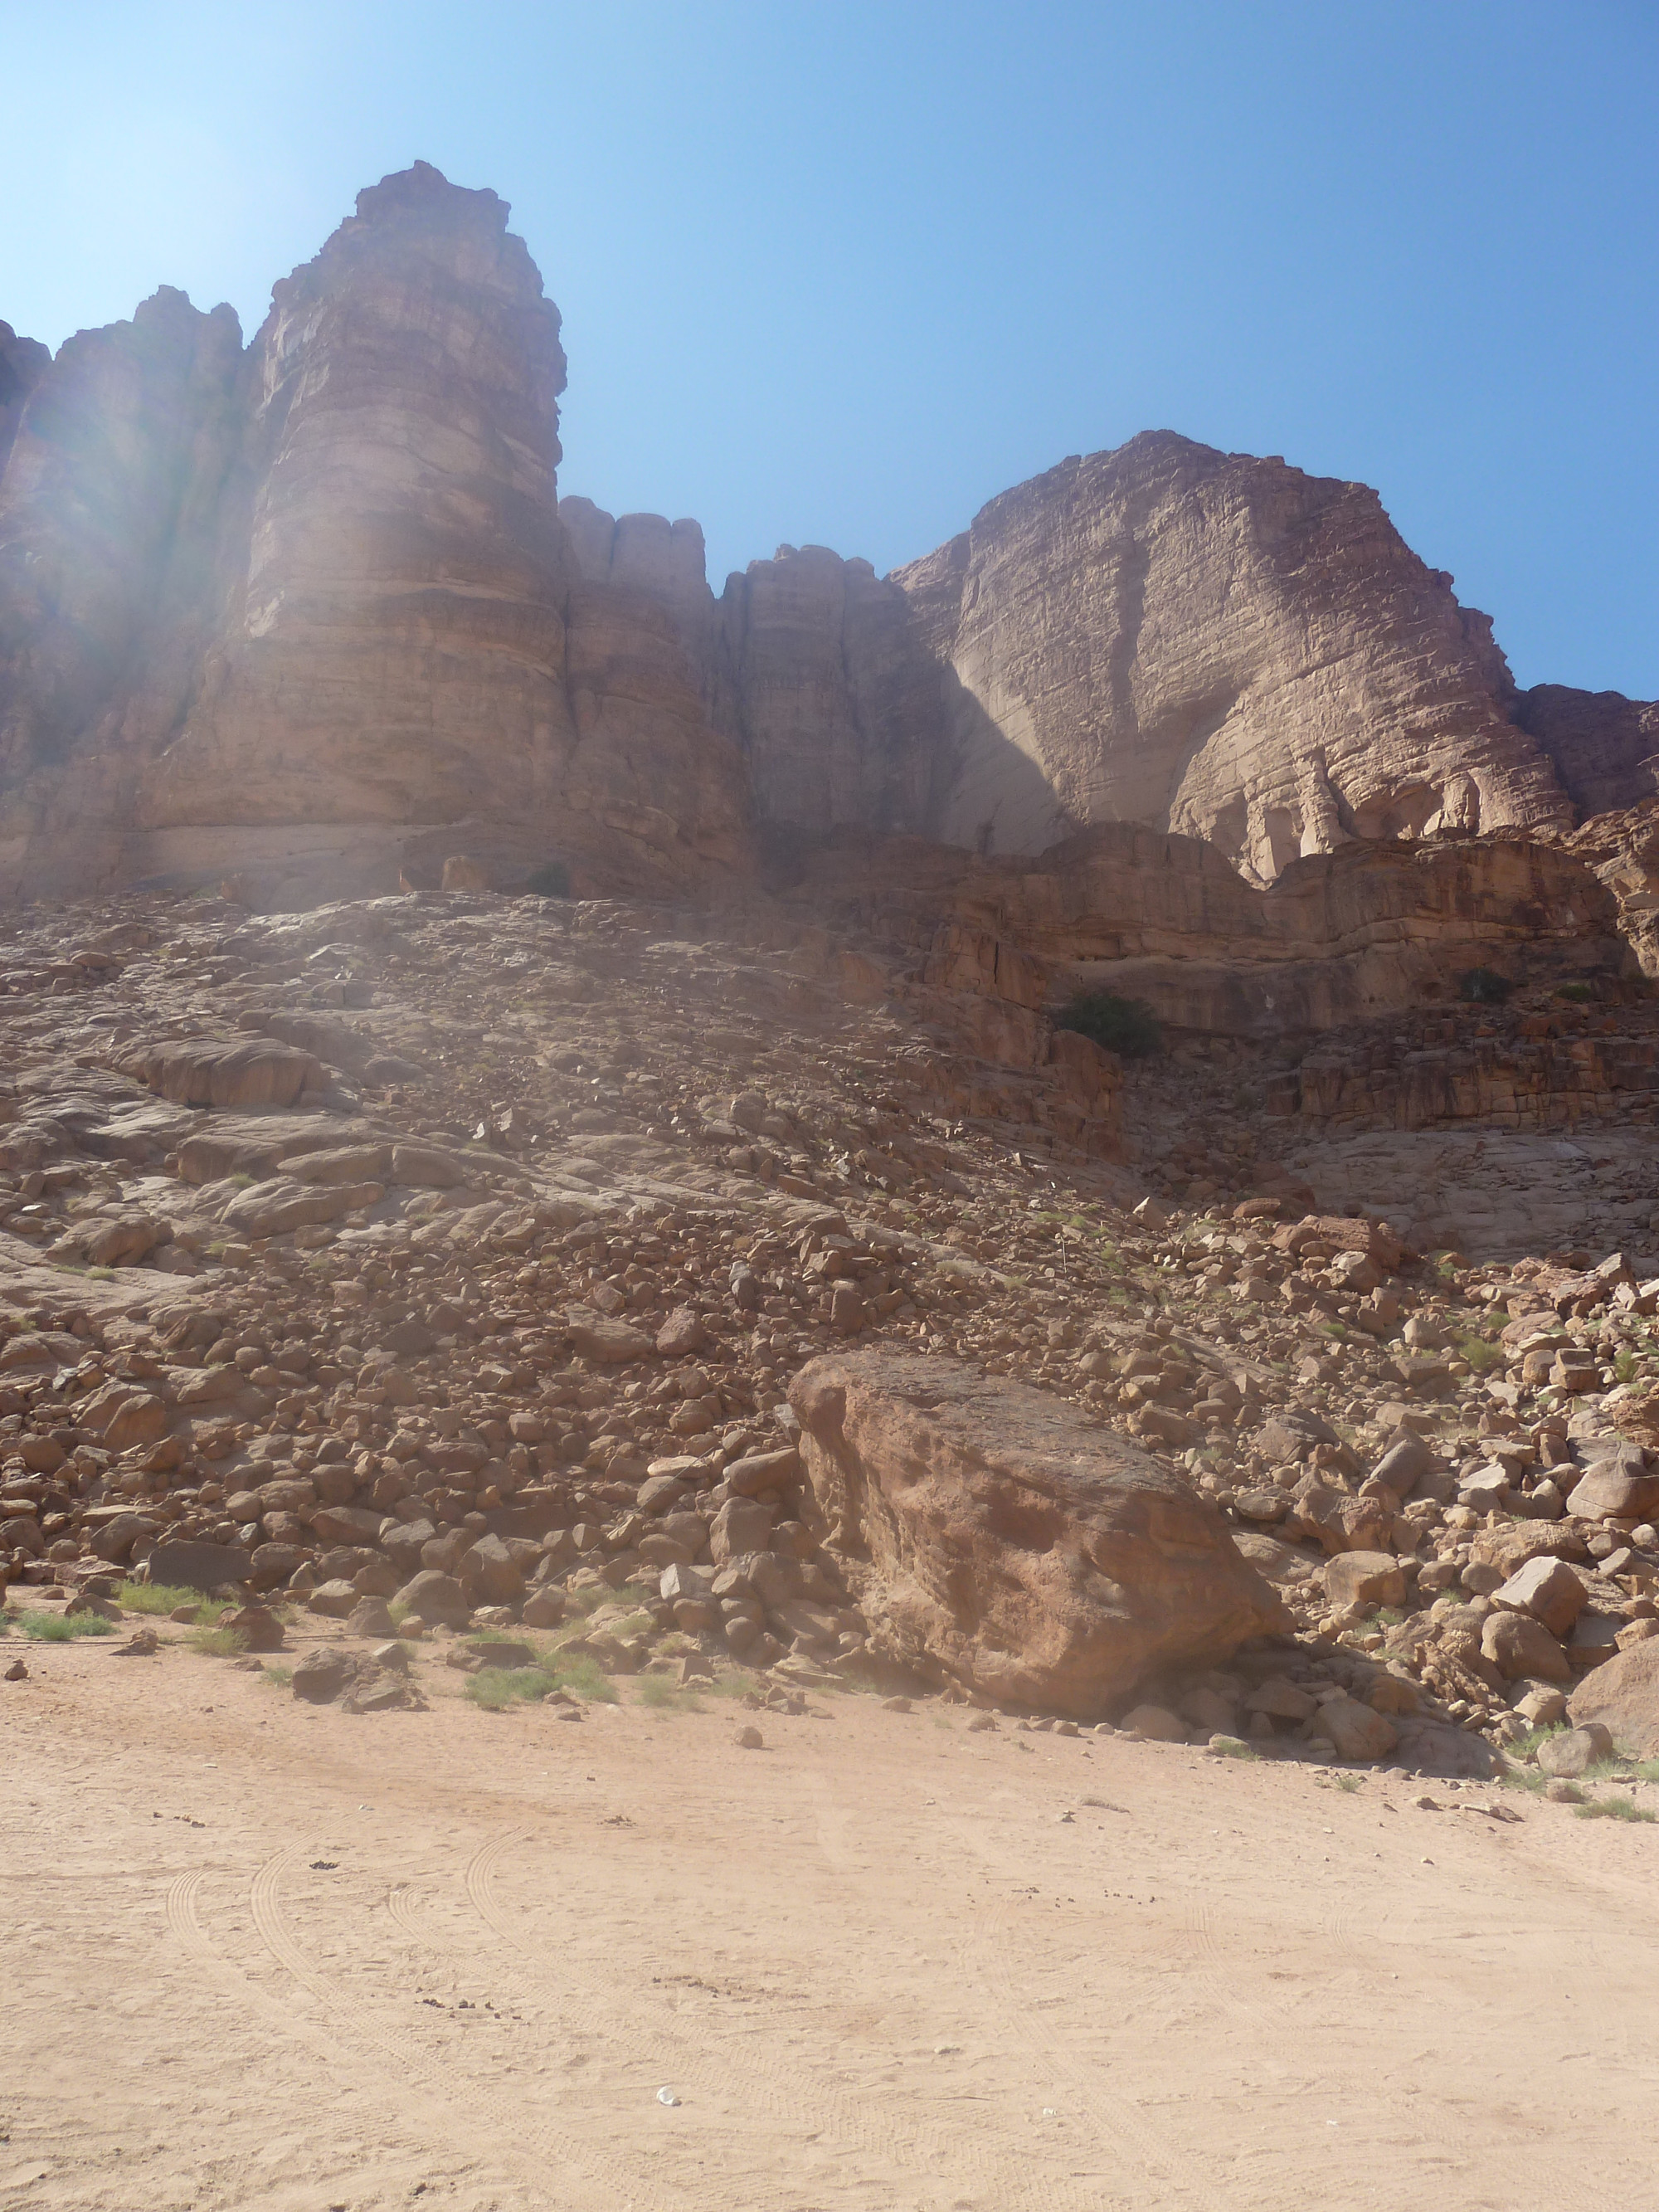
[891,435,1576,880]
[0,165,752,906]
[2,166,1652,909]
[1514,684,1659,821]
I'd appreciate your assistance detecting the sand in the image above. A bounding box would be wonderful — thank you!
[4,1619,1655,2212]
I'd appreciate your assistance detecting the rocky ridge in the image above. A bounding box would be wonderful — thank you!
[3,163,1653,905]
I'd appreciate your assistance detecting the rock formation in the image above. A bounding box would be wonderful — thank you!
[1514,685,1659,821]
[0,165,751,907]
[790,1347,1283,1713]
[2,163,1652,906]
[890,436,1576,879]
[0,319,51,479]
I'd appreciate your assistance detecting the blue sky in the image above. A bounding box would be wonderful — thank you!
[4,1,1654,696]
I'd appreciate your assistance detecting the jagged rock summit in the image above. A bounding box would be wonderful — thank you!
[0,162,1652,906]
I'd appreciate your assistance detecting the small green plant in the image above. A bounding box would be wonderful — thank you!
[1053,991,1162,1060]
[1457,967,1513,1005]
[261,1664,293,1687]
[1455,1333,1505,1373]
[1614,1347,1639,1385]
[704,1669,761,1701]
[527,860,572,899]
[1209,1738,1262,1761]
[188,1624,249,1657]
[1334,1771,1363,1793]
[1553,982,1593,1003]
[17,1610,116,1641]
[1574,1795,1657,1823]
[635,1673,703,1713]
[119,1581,227,1624]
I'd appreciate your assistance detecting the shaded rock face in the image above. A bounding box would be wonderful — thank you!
[891,434,1574,879]
[1515,685,1659,821]
[0,319,51,479]
[559,503,948,838]
[782,816,1627,1043]
[789,1348,1283,1717]
[0,164,752,906]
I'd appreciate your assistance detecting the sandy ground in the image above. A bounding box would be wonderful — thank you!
[5,1622,1658,2212]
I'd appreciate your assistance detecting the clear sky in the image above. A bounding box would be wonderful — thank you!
[4,0,1655,697]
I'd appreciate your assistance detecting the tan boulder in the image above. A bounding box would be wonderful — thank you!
[1491,1553,1588,1640]
[1480,1610,1571,1683]
[1306,1694,1399,1761]
[788,1350,1283,1719]
[1321,1552,1406,1610]
[1566,1640,1659,1756]
[221,1177,382,1238]
[114,1037,324,1109]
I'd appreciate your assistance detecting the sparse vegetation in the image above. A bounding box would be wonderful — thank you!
[1053,990,1162,1060]
[1455,1333,1505,1372]
[119,1581,228,1624]
[1554,981,1593,1002]
[15,1610,116,1641]
[188,1624,248,1657]
[635,1673,703,1713]
[1574,1796,1657,1823]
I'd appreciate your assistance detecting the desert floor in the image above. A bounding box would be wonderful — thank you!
[5,1620,1656,2212]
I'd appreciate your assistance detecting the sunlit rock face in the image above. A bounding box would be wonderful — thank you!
[0,164,752,905]
[889,432,1574,880]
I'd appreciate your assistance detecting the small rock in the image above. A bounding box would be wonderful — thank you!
[734,1724,765,1749]
[4,1658,27,1681]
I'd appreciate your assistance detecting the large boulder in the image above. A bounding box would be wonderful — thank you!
[1567,1639,1659,1756]
[788,1351,1284,1717]
[146,1538,253,1593]
[113,1037,324,1108]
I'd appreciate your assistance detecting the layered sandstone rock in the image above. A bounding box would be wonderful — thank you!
[892,434,1575,879]
[790,1348,1284,1714]
[782,818,1627,1041]
[2,169,1649,907]
[1515,685,1659,820]
[0,165,751,906]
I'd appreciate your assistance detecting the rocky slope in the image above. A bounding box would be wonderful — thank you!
[7,877,1659,1778]
[3,163,1652,904]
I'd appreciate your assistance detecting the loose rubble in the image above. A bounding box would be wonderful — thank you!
[4,882,1659,1783]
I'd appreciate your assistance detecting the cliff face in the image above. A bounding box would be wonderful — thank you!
[0,169,1651,908]
[0,165,752,905]
[1514,684,1659,821]
[891,434,1575,881]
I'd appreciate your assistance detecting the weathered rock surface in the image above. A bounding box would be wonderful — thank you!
[890,435,1575,878]
[1567,1639,1659,1756]
[1515,685,1659,821]
[0,164,751,907]
[5,172,1652,908]
[789,1348,1283,1716]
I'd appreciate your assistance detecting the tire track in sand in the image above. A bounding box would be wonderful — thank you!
[246,1845,679,2212]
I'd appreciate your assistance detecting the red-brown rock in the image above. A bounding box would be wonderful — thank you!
[788,1349,1283,1717]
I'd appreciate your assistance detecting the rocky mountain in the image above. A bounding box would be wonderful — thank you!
[0,162,1652,905]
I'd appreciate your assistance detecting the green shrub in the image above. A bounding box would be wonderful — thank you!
[188,1624,248,1657]
[1053,991,1162,1060]
[1457,967,1513,1004]
[17,1610,116,1642]
[1574,1795,1657,1823]
[1554,982,1593,1003]
[119,1581,226,1624]
[526,860,572,899]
